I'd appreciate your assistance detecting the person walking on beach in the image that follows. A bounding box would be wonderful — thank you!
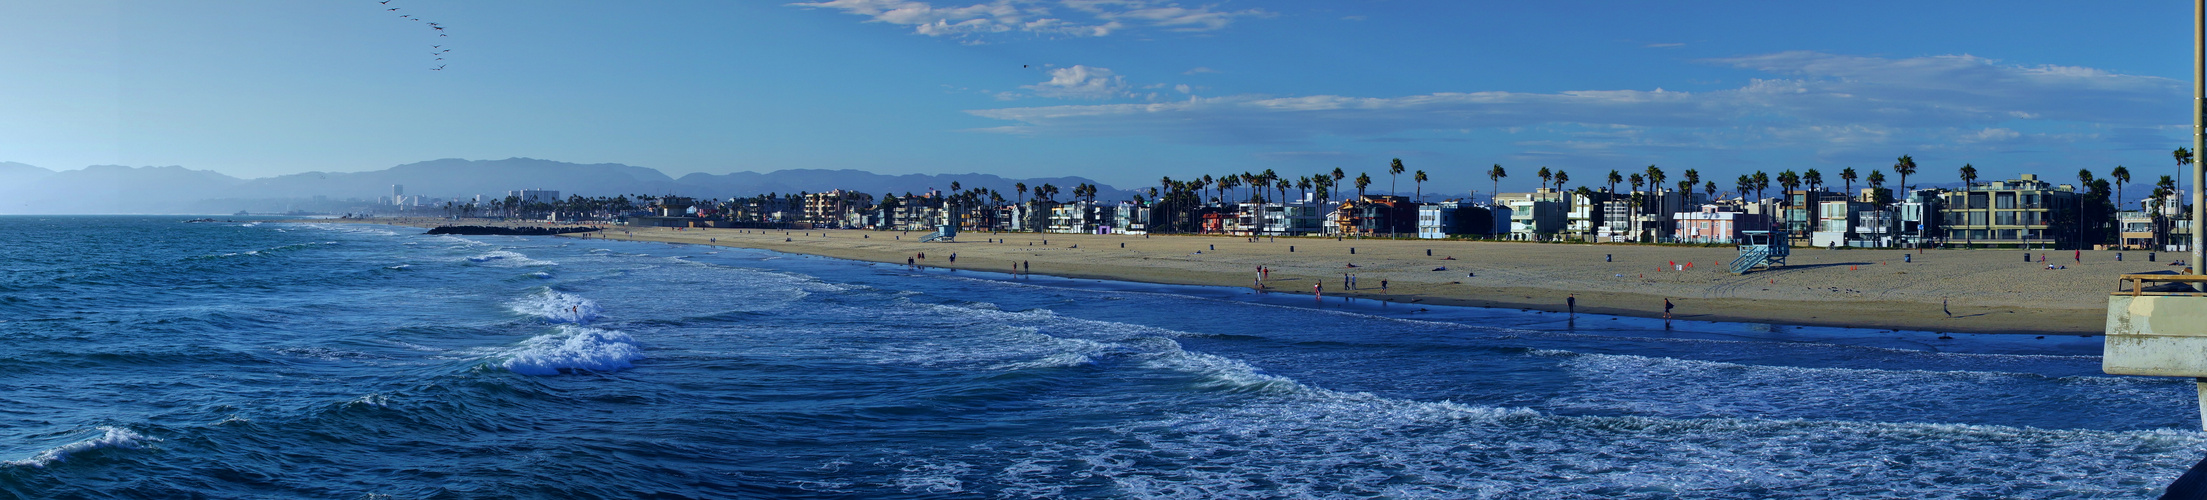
[1943,298,1952,318]
[907,256,915,269]
[1567,294,1576,316]
[1380,279,1388,291]
[1663,298,1674,319]
[1314,282,1322,298]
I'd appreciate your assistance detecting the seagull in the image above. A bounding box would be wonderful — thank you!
[432,65,445,70]
[387,7,397,11]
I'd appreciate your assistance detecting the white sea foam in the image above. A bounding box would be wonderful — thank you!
[4,427,158,468]
[466,250,556,267]
[508,289,600,324]
[501,325,644,375]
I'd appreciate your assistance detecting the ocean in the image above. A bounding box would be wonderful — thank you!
[0,215,2198,498]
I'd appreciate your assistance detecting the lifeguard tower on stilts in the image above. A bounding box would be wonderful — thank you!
[919,224,957,243]
[1729,230,1789,275]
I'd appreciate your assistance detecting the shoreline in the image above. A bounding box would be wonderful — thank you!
[331,218,2123,336]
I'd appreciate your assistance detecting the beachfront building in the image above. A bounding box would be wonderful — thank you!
[1896,189,1944,248]
[1332,195,1418,238]
[801,190,873,228]
[1113,201,1151,235]
[1418,200,1461,239]
[1937,174,2081,248]
[1045,201,1105,234]
[1782,189,1845,241]
[2120,210,2156,250]
[1672,205,1770,244]
[1504,204,1566,241]
[1564,191,1614,241]
[1246,202,1323,236]
[1811,199,1876,247]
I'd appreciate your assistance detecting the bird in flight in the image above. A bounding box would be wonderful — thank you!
[432,65,445,70]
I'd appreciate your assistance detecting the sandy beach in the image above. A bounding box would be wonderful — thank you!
[343,218,2145,335]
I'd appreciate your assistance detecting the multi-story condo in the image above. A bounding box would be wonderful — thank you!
[1811,199,1875,247]
[1113,201,1151,235]
[1783,190,1844,240]
[1497,189,1568,241]
[1938,174,2080,248]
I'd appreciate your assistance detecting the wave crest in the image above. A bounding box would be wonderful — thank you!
[4,427,158,468]
[501,325,643,375]
[509,289,600,324]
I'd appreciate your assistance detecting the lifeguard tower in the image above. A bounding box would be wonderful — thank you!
[918,224,957,243]
[1729,230,1789,274]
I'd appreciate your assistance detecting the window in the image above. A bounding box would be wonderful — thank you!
[1968,193,1990,209]
[1967,212,1987,226]
[1998,229,2018,240]
[1995,211,2018,225]
[1996,192,2017,209]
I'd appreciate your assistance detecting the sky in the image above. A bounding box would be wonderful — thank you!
[0,0,2198,197]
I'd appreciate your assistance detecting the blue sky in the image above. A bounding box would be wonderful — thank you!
[0,1,2196,196]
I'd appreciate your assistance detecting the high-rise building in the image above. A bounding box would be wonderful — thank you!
[393,185,405,206]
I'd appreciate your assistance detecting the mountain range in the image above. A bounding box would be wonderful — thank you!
[0,158,1136,214]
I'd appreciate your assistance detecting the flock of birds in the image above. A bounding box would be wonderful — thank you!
[375,0,450,70]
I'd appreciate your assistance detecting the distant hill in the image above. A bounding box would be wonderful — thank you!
[0,157,1135,214]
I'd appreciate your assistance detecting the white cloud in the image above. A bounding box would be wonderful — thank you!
[965,51,2186,152]
[1017,65,1129,99]
[788,0,1265,38]
[1183,66,1219,75]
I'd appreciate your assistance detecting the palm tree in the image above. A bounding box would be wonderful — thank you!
[2113,166,2132,211]
[1645,166,1666,230]
[2176,148,2193,207]
[1389,158,1406,196]
[1958,164,1979,191]
[1016,182,1028,204]
[1487,164,1506,203]
[1751,171,1771,203]
[1606,170,1623,195]
[1803,169,1823,193]
[2078,169,2096,196]
[1681,169,1701,201]
[1894,154,1918,192]
[1628,173,1645,237]
[1354,172,1373,198]
[1537,167,1553,193]
[1703,181,1718,201]
[1413,170,1428,202]
[1840,167,1858,196]
[1867,170,1887,195]
[1778,170,1801,198]
[1554,171,1570,192]
[1331,168,1347,200]
[1297,176,1314,204]
[1735,175,1754,201]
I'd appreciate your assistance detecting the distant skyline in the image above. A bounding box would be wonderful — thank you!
[1,1,2197,197]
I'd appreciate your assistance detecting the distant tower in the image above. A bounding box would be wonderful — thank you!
[393,184,405,206]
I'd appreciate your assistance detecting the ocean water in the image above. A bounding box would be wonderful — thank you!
[0,215,2198,499]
